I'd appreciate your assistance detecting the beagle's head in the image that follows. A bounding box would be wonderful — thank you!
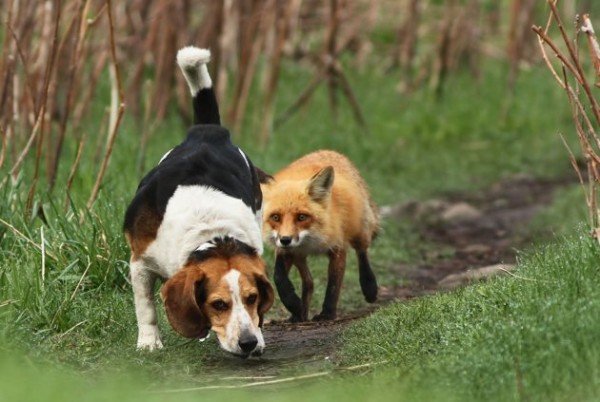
[160,238,274,358]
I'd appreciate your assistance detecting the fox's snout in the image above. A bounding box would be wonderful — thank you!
[271,231,304,248]
[279,236,292,246]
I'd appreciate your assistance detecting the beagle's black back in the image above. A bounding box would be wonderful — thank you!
[123,126,262,235]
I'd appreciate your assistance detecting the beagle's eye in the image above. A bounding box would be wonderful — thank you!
[246,294,258,305]
[297,213,309,222]
[211,300,229,311]
[270,214,281,222]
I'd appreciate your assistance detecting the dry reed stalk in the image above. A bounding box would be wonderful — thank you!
[392,0,420,81]
[72,50,109,133]
[92,109,109,166]
[507,0,537,89]
[137,79,157,175]
[6,23,37,116]
[0,125,6,169]
[430,3,452,96]
[87,0,125,209]
[547,1,600,124]
[0,0,16,118]
[533,1,600,244]
[48,0,92,191]
[148,2,182,121]
[581,14,600,87]
[64,133,87,211]
[259,0,301,145]
[325,0,340,118]
[340,0,377,69]
[2,0,382,207]
[216,0,237,109]
[26,0,63,214]
[9,108,44,179]
[7,0,61,181]
[227,0,274,133]
[333,60,366,127]
[274,71,323,128]
[275,0,367,129]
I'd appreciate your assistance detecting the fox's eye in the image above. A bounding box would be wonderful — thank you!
[270,214,281,222]
[246,294,258,305]
[211,300,229,311]
[297,214,309,222]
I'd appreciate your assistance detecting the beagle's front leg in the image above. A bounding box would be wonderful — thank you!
[130,259,163,350]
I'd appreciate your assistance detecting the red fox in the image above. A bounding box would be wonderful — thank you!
[261,150,379,321]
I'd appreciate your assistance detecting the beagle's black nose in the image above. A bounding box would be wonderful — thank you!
[279,236,292,246]
[238,334,258,353]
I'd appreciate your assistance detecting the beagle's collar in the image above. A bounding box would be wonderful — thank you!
[195,241,217,252]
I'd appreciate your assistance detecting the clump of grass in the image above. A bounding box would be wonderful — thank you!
[1,233,598,402]
[341,233,600,401]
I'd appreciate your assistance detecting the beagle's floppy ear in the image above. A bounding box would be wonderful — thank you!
[254,273,274,327]
[307,166,335,203]
[160,267,209,339]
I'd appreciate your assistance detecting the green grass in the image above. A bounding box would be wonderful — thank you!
[530,184,590,240]
[341,234,600,402]
[1,234,598,402]
[0,57,596,400]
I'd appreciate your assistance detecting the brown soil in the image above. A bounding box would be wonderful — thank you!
[211,174,577,376]
[385,173,572,295]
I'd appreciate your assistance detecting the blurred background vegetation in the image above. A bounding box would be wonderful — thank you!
[1,0,598,207]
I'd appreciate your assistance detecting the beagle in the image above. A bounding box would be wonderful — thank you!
[123,47,274,357]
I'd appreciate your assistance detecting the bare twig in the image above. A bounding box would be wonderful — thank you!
[27,0,63,214]
[581,14,600,87]
[259,0,299,145]
[48,0,92,191]
[547,1,600,126]
[533,4,600,244]
[0,125,6,169]
[87,0,125,209]
[87,85,125,208]
[9,107,45,178]
[535,2,565,88]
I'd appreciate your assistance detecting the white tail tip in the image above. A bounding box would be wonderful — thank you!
[177,46,211,67]
[176,46,212,95]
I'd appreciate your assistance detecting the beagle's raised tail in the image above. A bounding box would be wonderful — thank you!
[176,46,220,125]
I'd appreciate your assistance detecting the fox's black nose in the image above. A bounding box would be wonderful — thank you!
[279,236,292,246]
[238,334,258,353]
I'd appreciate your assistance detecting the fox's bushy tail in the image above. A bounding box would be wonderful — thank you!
[176,46,220,125]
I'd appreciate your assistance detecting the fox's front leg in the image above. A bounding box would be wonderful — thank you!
[273,252,303,322]
[130,260,163,350]
[294,255,313,321]
[314,248,347,321]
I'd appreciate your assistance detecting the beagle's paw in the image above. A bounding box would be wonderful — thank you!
[137,325,163,351]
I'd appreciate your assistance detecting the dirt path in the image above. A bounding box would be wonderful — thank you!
[203,174,576,378]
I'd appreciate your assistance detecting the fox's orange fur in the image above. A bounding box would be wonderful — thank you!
[261,150,379,321]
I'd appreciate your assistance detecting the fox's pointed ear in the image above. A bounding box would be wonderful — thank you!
[308,166,334,203]
[160,267,209,339]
